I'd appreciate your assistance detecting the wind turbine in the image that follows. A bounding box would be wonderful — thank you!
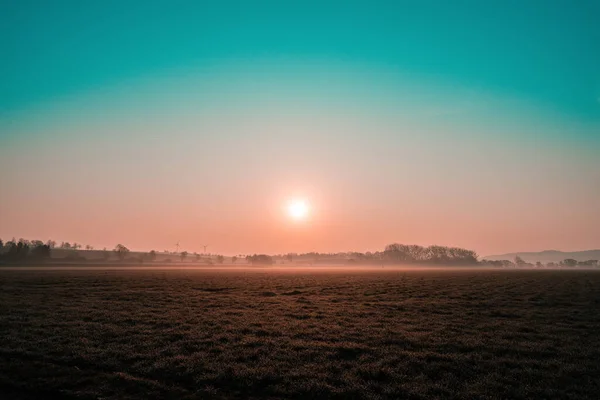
[175,241,180,253]
[203,245,208,255]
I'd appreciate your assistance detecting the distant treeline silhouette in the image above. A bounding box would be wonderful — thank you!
[0,237,597,267]
[276,244,478,265]
[383,243,478,265]
[246,254,274,265]
[479,256,598,268]
[0,239,51,262]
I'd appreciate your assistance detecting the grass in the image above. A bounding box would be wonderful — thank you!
[1,267,599,399]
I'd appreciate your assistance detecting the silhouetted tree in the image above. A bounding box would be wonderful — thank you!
[31,243,51,259]
[114,244,129,261]
[2,240,30,261]
[247,254,273,265]
[561,259,577,267]
[485,259,505,267]
[180,251,188,262]
[46,240,56,249]
[383,243,477,265]
[17,240,30,258]
[5,241,16,257]
[514,256,526,267]
[384,244,413,262]
[216,255,224,264]
[232,256,238,263]
[148,250,157,262]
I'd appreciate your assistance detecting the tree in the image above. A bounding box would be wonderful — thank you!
[216,255,224,264]
[231,256,238,264]
[561,259,577,267]
[247,254,273,265]
[535,262,544,268]
[514,256,526,267]
[0,239,3,252]
[383,243,477,265]
[180,251,188,262]
[577,259,598,267]
[61,242,71,249]
[5,241,17,257]
[114,244,130,261]
[384,244,414,263]
[17,240,30,258]
[31,243,51,259]
[2,240,30,261]
[46,240,56,249]
[148,250,157,262]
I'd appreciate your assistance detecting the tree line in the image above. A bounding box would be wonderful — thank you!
[480,256,598,268]
[0,238,229,264]
[0,239,52,262]
[1,237,597,267]
[276,244,478,265]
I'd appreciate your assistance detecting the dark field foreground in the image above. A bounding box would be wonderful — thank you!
[1,268,599,399]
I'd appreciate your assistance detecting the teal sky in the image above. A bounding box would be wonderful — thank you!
[3,1,599,120]
[1,1,599,255]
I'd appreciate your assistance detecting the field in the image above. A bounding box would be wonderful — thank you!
[1,267,599,399]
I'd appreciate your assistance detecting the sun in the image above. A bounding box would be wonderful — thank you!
[287,199,309,221]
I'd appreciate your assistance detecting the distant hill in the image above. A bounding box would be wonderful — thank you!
[484,250,600,263]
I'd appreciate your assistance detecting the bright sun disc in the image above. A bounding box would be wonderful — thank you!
[288,200,309,220]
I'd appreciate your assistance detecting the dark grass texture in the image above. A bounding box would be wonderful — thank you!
[1,268,599,399]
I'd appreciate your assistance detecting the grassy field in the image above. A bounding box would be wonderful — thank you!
[1,267,599,399]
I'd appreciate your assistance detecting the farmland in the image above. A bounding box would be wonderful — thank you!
[1,267,599,399]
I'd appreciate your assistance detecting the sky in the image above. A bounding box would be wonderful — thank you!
[1,0,599,256]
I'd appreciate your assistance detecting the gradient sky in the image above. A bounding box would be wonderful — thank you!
[1,0,599,256]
